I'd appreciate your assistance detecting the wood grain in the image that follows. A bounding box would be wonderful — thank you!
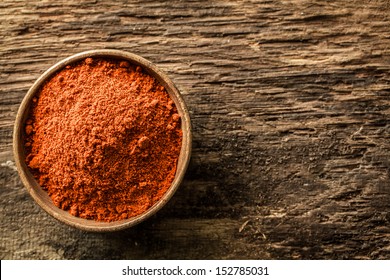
[1,0,389,259]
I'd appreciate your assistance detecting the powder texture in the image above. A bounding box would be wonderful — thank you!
[25,58,182,222]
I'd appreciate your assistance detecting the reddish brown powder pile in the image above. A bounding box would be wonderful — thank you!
[25,57,182,222]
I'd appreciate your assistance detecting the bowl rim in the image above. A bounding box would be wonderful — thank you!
[13,49,192,232]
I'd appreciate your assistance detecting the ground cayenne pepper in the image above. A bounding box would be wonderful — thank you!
[24,57,182,222]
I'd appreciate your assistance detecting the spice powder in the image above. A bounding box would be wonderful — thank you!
[24,57,183,222]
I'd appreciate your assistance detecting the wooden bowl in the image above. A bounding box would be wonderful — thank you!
[13,49,192,232]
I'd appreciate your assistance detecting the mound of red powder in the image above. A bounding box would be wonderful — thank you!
[25,58,182,222]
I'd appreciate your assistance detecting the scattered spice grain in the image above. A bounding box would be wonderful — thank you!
[24,57,182,222]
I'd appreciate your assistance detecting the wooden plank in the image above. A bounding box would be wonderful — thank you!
[1,0,390,259]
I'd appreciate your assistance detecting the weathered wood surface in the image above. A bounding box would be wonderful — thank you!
[1,0,390,259]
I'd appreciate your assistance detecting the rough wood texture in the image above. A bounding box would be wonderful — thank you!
[1,0,389,259]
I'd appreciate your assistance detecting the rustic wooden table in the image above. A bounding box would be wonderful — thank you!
[1,0,389,259]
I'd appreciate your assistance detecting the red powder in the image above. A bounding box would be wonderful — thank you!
[25,57,182,222]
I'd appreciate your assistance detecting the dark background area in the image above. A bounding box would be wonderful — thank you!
[1,0,390,259]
